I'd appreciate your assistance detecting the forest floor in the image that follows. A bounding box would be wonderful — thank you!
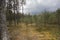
[8,23,60,40]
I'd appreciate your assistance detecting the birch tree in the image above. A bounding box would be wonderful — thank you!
[0,0,9,40]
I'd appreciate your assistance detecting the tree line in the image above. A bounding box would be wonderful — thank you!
[6,8,60,25]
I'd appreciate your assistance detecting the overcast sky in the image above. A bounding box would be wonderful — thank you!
[20,0,60,14]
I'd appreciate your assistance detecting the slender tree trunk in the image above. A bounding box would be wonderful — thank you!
[0,0,9,40]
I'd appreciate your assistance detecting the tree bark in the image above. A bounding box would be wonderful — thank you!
[0,0,9,40]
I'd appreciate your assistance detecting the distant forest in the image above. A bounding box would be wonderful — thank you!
[6,8,60,25]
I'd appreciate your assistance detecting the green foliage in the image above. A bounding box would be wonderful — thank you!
[56,8,60,25]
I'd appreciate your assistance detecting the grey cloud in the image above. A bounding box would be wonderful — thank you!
[24,0,60,14]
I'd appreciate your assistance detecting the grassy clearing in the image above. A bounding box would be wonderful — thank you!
[8,23,60,40]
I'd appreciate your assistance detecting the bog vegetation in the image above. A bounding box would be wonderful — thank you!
[6,8,60,40]
[0,0,60,40]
